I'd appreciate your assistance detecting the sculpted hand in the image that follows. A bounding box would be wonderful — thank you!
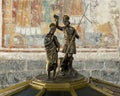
[54,14,59,22]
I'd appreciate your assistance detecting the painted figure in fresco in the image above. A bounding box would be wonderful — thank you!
[54,15,79,75]
[44,23,60,79]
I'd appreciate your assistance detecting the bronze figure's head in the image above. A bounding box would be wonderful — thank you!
[49,23,56,35]
[63,15,70,26]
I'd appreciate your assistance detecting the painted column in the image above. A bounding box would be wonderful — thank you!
[42,0,51,22]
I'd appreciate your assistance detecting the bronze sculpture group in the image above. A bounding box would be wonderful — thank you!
[44,15,79,79]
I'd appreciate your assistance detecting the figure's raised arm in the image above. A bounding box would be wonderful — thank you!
[54,15,64,31]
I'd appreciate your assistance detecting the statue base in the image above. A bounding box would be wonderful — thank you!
[35,73,87,83]
[33,73,88,96]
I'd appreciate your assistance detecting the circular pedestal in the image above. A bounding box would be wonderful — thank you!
[35,74,87,83]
